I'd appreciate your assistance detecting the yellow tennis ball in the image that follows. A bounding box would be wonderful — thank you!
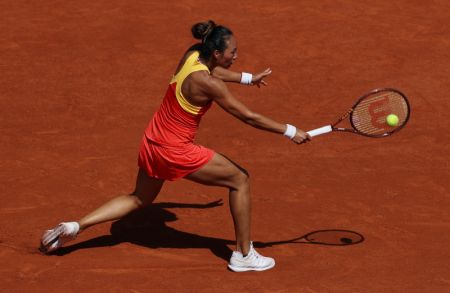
[386,114,399,126]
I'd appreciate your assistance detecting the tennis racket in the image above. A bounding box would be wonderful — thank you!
[307,88,411,138]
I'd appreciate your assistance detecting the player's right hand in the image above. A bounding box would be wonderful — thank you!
[291,129,311,144]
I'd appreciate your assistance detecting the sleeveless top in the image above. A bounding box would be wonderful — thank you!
[144,51,212,146]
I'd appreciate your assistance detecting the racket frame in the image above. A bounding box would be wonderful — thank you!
[308,88,411,138]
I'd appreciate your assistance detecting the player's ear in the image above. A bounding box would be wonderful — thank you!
[213,49,223,60]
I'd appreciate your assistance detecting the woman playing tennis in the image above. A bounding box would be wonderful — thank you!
[40,20,310,272]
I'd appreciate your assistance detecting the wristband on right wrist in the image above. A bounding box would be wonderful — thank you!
[283,124,297,139]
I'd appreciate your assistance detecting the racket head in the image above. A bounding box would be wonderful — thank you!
[349,88,410,137]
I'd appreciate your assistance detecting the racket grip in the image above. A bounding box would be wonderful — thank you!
[307,125,333,137]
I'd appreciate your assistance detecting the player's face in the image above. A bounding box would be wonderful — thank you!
[215,35,237,68]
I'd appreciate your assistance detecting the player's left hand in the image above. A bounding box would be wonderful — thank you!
[252,68,272,88]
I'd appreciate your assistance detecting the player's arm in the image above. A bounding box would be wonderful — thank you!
[211,67,272,88]
[183,44,271,87]
[203,77,310,143]
[210,67,242,82]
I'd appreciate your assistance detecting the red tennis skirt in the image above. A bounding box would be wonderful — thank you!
[138,136,215,181]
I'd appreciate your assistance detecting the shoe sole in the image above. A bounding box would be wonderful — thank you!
[227,261,275,272]
[39,225,65,254]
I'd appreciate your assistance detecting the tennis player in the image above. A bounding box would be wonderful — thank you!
[40,20,310,272]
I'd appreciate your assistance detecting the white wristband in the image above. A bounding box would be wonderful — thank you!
[240,72,253,85]
[283,124,297,139]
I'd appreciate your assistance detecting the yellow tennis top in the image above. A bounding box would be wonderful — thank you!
[170,51,210,115]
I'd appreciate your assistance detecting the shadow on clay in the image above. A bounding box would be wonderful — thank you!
[52,200,364,261]
[54,200,234,261]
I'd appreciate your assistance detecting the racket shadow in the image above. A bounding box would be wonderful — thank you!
[254,229,365,248]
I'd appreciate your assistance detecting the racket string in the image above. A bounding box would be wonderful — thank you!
[351,91,409,136]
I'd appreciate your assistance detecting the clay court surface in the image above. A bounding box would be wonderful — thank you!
[1,0,450,292]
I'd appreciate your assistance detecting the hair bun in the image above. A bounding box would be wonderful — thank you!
[191,20,216,41]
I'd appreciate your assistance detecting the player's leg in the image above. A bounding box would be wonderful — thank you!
[40,168,164,253]
[77,168,164,230]
[186,153,251,255]
[185,153,275,272]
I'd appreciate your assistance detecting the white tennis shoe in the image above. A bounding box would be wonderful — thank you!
[228,242,275,272]
[40,222,80,253]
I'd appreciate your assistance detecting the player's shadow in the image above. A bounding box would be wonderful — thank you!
[55,199,235,261]
[54,199,365,261]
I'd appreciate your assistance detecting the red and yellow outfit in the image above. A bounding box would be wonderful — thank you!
[138,51,215,180]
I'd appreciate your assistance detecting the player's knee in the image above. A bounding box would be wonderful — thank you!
[239,166,250,178]
[231,168,250,189]
[130,193,151,208]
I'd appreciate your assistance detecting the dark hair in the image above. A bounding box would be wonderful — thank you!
[191,20,233,60]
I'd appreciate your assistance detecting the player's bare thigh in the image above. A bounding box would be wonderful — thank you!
[185,153,248,189]
[131,168,165,206]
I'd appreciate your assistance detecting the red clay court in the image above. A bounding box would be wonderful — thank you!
[1,1,449,292]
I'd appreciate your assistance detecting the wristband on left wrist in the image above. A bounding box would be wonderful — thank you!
[240,72,253,85]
